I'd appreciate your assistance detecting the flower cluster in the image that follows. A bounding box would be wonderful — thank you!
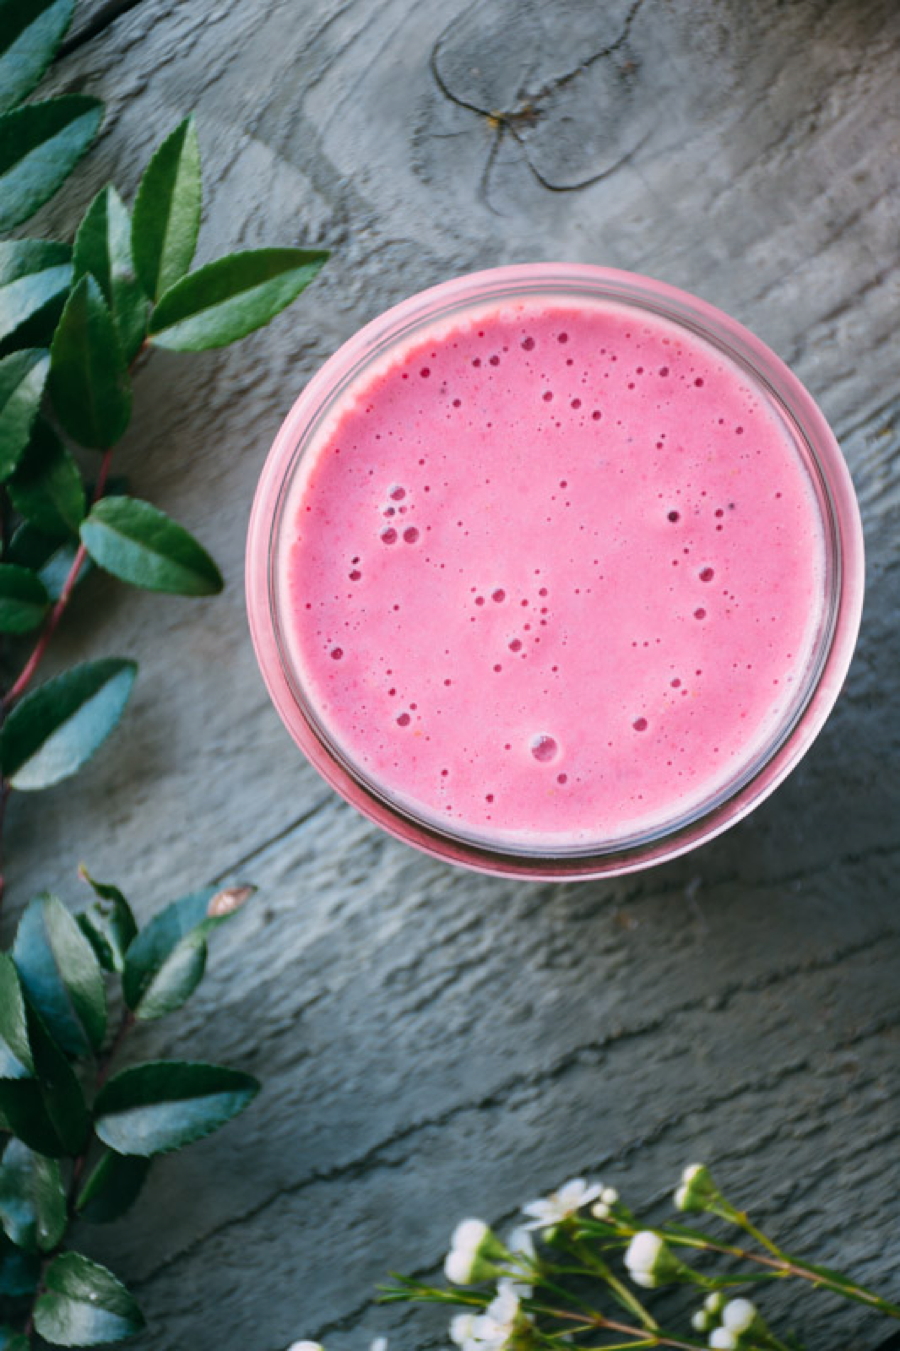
[293,1162,900,1351]
[691,1295,765,1350]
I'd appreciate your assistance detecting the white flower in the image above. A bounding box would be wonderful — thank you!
[722,1299,757,1334]
[709,1330,737,1351]
[675,1163,718,1213]
[450,1314,477,1347]
[521,1178,603,1231]
[590,1188,619,1220]
[462,1284,528,1350]
[624,1232,665,1288]
[624,1231,691,1289]
[287,1344,324,1351]
[370,1340,388,1351]
[445,1219,510,1285]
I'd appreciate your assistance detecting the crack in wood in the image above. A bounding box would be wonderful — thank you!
[428,0,648,202]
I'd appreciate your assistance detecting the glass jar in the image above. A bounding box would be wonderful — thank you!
[246,265,864,880]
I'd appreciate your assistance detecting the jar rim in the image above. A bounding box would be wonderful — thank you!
[246,264,864,879]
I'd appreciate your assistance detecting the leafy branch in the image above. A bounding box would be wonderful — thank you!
[0,0,329,898]
[0,869,258,1347]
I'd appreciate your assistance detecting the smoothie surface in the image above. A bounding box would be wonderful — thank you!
[283,298,826,849]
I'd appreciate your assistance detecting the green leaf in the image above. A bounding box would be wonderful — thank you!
[49,275,130,449]
[0,1004,89,1156]
[0,348,49,481]
[94,1061,260,1156]
[35,1252,145,1346]
[6,522,86,602]
[0,1241,40,1298]
[0,0,75,113]
[80,496,222,596]
[133,930,207,1021]
[0,239,71,347]
[76,869,137,975]
[0,954,34,1080]
[0,564,49,634]
[0,658,137,791]
[148,247,328,351]
[122,884,253,1012]
[0,96,103,231]
[75,1150,150,1223]
[74,186,147,363]
[131,116,201,302]
[13,893,106,1057]
[0,1138,66,1252]
[7,417,85,537]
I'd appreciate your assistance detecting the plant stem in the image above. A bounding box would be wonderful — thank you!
[564,1237,660,1331]
[67,1005,134,1221]
[530,1301,713,1351]
[660,1231,900,1319]
[0,438,118,911]
[1,442,115,713]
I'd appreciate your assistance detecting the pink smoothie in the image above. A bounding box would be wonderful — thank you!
[281,297,826,850]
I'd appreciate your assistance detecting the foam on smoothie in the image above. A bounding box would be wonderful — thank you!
[282,297,826,849]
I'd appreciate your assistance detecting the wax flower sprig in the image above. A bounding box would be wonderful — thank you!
[360,1165,900,1351]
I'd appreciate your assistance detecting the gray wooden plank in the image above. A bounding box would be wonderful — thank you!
[4,1,900,1349]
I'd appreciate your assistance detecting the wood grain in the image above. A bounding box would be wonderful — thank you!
[5,1,900,1347]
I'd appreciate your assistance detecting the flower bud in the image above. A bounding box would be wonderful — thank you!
[709,1330,737,1351]
[450,1314,477,1347]
[288,1343,324,1351]
[704,1292,727,1315]
[674,1163,721,1213]
[691,1310,712,1333]
[722,1299,759,1336]
[624,1231,693,1289]
[444,1218,512,1285]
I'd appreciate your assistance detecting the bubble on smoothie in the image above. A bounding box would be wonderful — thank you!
[530,734,558,762]
[380,527,398,544]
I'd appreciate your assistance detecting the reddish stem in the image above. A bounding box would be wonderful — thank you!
[1,443,115,714]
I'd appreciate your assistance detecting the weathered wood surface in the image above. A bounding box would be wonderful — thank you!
[6,1,900,1348]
